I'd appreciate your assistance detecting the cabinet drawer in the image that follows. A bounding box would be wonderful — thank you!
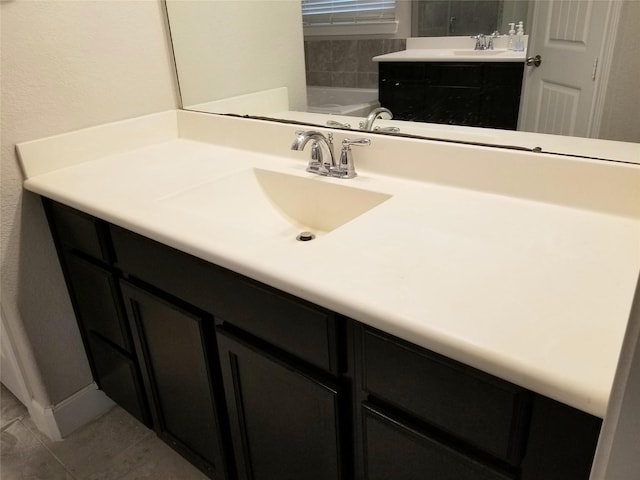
[360,328,530,463]
[66,253,131,352]
[45,200,111,262]
[110,225,340,373]
[484,63,524,87]
[379,62,426,81]
[427,63,483,87]
[87,334,150,426]
[362,403,514,480]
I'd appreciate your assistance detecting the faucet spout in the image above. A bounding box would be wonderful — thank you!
[360,107,393,131]
[290,130,370,179]
[291,130,335,174]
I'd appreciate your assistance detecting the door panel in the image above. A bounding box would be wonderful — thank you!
[121,281,225,476]
[217,327,345,480]
[362,403,514,480]
[520,0,611,136]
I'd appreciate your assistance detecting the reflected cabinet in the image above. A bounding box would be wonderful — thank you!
[379,62,524,129]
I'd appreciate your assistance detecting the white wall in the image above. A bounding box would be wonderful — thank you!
[166,0,307,110]
[0,0,178,425]
[591,273,640,479]
[599,0,640,143]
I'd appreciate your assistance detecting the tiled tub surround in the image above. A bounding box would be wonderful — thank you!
[304,38,406,88]
[18,110,640,419]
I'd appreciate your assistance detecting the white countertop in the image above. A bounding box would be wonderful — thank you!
[374,48,526,63]
[19,110,640,418]
[374,35,527,63]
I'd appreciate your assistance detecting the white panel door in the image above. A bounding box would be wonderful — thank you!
[519,0,612,137]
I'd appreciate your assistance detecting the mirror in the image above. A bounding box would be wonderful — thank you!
[165,0,639,162]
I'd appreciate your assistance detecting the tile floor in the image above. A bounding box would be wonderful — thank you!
[1,384,209,479]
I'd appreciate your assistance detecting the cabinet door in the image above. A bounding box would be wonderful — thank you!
[379,63,426,120]
[120,281,227,479]
[521,395,601,480]
[362,403,514,480]
[217,326,346,480]
[87,333,150,426]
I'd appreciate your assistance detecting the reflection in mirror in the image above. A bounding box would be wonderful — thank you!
[166,0,640,162]
[166,0,307,113]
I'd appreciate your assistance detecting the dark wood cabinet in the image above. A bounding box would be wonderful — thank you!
[86,333,148,424]
[362,403,514,480]
[109,224,349,479]
[521,395,603,480]
[217,326,346,480]
[109,224,342,374]
[379,61,524,129]
[43,198,603,480]
[358,327,530,464]
[65,254,131,352]
[120,280,228,478]
[353,326,601,480]
[43,200,150,427]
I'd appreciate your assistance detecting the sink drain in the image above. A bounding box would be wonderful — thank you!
[296,231,316,242]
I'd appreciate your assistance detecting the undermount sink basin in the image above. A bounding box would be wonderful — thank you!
[453,49,507,55]
[159,168,391,240]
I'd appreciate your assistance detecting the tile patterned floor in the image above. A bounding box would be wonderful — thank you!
[1,384,210,479]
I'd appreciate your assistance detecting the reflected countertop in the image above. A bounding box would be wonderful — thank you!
[374,35,528,63]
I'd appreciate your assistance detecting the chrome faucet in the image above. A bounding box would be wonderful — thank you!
[291,130,370,179]
[472,31,500,50]
[359,107,394,131]
[472,33,487,50]
[291,130,336,175]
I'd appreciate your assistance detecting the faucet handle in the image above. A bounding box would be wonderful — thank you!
[327,120,351,129]
[343,138,371,147]
[374,126,400,133]
[334,138,371,179]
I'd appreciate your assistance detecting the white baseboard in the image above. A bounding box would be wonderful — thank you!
[29,383,114,441]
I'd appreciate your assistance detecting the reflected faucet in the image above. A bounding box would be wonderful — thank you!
[472,31,500,50]
[359,107,398,132]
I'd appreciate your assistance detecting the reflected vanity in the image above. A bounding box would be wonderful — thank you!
[165,0,639,162]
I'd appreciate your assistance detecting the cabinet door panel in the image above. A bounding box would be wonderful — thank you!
[45,200,111,262]
[87,334,150,426]
[66,253,131,352]
[361,327,529,463]
[121,281,225,476]
[521,395,601,480]
[217,327,344,480]
[362,403,514,480]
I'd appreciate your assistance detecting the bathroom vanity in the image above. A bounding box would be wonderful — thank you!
[19,110,640,480]
[374,37,527,129]
[378,61,523,128]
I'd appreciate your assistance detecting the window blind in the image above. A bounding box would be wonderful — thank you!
[301,0,396,26]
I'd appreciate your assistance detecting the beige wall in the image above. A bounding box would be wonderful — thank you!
[166,0,307,110]
[1,0,178,406]
[599,0,640,143]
